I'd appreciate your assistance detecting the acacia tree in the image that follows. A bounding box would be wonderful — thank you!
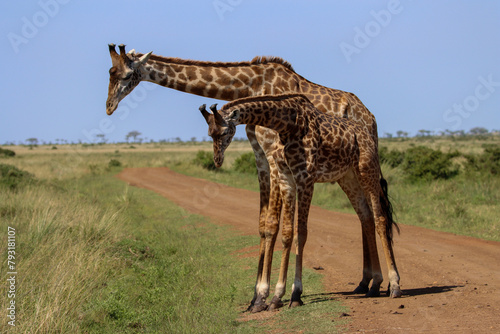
[126,131,142,143]
[26,138,38,148]
[96,134,108,144]
[396,130,408,138]
[469,127,488,136]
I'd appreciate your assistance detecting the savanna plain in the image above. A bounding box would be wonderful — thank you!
[0,134,499,333]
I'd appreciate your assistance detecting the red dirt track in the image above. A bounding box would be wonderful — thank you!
[117,167,500,333]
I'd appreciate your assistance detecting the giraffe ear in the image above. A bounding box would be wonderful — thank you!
[136,51,152,67]
[228,109,240,121]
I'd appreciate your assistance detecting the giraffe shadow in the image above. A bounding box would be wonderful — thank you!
[242,285,462,312]
[304,284,462,302]
[337,284,462,298]
[399,285,463,297]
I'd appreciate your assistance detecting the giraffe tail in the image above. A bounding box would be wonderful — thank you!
[379,171,400,244]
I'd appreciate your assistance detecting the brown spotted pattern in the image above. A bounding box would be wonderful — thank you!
[106,44,385,312]
[201,94,401,311]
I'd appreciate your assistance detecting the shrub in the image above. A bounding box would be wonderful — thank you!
[192,150,217,171]
[0,147,16,157]
[0,163,34,190]
[466,144,500,175]
[233,152,257,174]
[379,147,404,168]
[108,159,122,168]
[401,146,458,182]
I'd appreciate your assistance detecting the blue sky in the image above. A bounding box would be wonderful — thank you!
[1,0,499,144]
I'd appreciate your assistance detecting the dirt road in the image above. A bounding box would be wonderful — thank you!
[117,167,500,333]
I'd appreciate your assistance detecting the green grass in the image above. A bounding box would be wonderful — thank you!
[0,146,346,333]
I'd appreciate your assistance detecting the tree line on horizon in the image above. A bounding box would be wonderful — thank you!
[2,127,500,147]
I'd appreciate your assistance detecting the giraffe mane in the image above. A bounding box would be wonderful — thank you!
[220,94,308,111]
[139,54,295,72]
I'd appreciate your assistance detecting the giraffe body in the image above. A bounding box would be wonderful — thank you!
[200,94,402,308]
[106,44,384,311]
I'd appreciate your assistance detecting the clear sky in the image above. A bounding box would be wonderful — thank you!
[1,0,499,144]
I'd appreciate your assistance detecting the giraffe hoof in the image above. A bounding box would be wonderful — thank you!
[353,283,370,294]
[250,302,268,313]
[289,299,304,308]
[268,296,284,311]
[389,286,402,298]
[289,290,304,308]
[365,286,381,298]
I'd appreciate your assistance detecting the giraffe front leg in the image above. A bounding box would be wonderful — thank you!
[251,158,282,313]
[289,180,313,308]
[269,162,296,311]
[246,125,272,311]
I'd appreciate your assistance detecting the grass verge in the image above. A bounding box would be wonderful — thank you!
[0,162,346,333]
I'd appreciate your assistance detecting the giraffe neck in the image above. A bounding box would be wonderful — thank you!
[224,94,309,134]
[139,54,286,101]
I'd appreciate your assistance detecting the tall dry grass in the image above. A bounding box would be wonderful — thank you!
[0,183,122,333]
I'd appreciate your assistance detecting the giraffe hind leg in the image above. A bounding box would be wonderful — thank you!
[338,174,383,297]
[357,171,402,298]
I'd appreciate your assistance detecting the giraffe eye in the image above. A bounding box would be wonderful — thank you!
[123,72,133,80]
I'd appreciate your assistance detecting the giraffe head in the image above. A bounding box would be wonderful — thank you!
[199,103,239,168]
[106,44,152,115]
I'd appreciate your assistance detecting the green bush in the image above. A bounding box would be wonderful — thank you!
[379,147,404,167]
[0,163,34,190]
[0,147,16,157]
[466,144,500,175]
[192,150,217,171]
[401,146,458,182]
[233,152,257,174]
[108,159,122,168]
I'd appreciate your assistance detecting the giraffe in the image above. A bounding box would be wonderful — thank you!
[199,94,402,308]
[106,44,384,312]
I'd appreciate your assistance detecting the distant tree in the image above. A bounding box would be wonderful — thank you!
[417,129,432,137]
[469,127,488,136]
[396,130,408,138]
[126,131,142,143]
[384,133,393,139]
[26,138,38,146]
[96,134,107,144]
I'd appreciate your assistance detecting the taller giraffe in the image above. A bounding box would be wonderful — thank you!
[106,44,384,311]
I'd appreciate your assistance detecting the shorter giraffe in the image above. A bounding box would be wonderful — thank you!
[200,94,402,307]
